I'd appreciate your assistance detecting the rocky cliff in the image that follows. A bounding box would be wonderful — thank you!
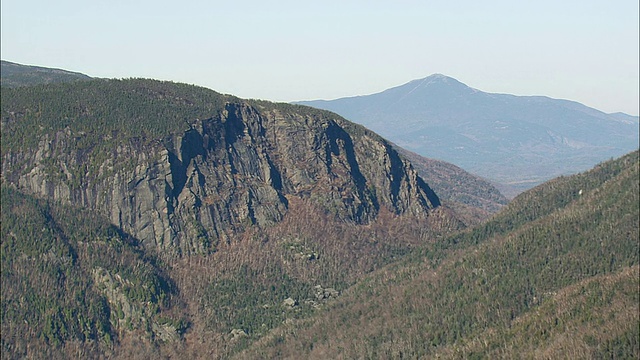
[1,79,440,255]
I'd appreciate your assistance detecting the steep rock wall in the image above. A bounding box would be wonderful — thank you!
[2,101,440,254]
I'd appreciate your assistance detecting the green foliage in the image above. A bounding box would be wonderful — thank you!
[1,78,233,153]
[0,60,92,88]
[238,151,640,359]
[0,186,177,359]
[593,325,640,360]
[156,316,190,335]
[202,265,314,337]
[413,151,640,353]
[430,150,639,259]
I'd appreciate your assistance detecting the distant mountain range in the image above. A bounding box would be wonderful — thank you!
[296,75,639,194]
[1,60,92,87]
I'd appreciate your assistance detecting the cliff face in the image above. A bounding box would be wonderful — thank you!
[1,81,439,255]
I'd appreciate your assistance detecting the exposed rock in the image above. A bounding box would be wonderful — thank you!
[230,328,248,340]
[2,89,441,255]
[314,285,339,301]
[304,299,320,309]
[91,267,148,334]
[282,297,298,308]
[285,239,319,260]
[152,322,180,343]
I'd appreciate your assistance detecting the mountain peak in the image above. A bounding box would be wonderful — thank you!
[397,74,473,94]
[372,73,477,104]
[425,73,454,81]
[296,75,640,193]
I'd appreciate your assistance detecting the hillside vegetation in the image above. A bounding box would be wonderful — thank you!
[238,151,639,359]
[1,70,637,359]
[1,78,231,153]
[1,60,92,88]
[0,185,460,359]
[396,147,508,224]
[0,185,186,359]
[1,76,457,358]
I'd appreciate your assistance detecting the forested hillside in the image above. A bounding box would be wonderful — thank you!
[1,77,459,358]
[238,151,640,359]
[0,182,460,359]
[1,60,91,87]
[396,147,508,224]
[1,71,637,359]
[1,185,186,359]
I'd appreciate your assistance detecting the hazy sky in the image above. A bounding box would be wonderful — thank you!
[2,0,639,115]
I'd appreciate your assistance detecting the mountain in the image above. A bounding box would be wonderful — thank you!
[239,150,640,359]
[1,75,464,358]
[3,63,637,359]
[1,60,92,87]
[296,75,640,193]
[1,78,444,255]
[608,111,640,123]
[394,147,508,224]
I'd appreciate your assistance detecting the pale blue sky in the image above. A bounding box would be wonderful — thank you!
[2,0,639,115]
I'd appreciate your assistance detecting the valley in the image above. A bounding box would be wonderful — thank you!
[1,62,638,359]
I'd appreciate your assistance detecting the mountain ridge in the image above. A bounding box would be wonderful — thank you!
[0,61,508,217]
[296,74,639,193]
[1,62,638,359]
[1,74,464,359]
[1,60,92,87]
[1,78,442,255]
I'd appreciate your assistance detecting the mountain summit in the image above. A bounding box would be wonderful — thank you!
[297,75,640,193]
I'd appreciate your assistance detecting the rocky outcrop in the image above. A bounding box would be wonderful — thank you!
[314,285,339,301]
[92,267,179,341]
[2,98,440,255]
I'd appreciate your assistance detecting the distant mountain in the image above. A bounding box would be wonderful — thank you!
[296,75,640,193]
[394,147,507,224]
[1,60,92,87]
[240,150,640,359]
[608,111,640,123]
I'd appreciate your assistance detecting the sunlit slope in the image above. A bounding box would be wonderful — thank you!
[239,150,639,359]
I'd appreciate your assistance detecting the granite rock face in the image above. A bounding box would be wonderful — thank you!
[2,99,440,255]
